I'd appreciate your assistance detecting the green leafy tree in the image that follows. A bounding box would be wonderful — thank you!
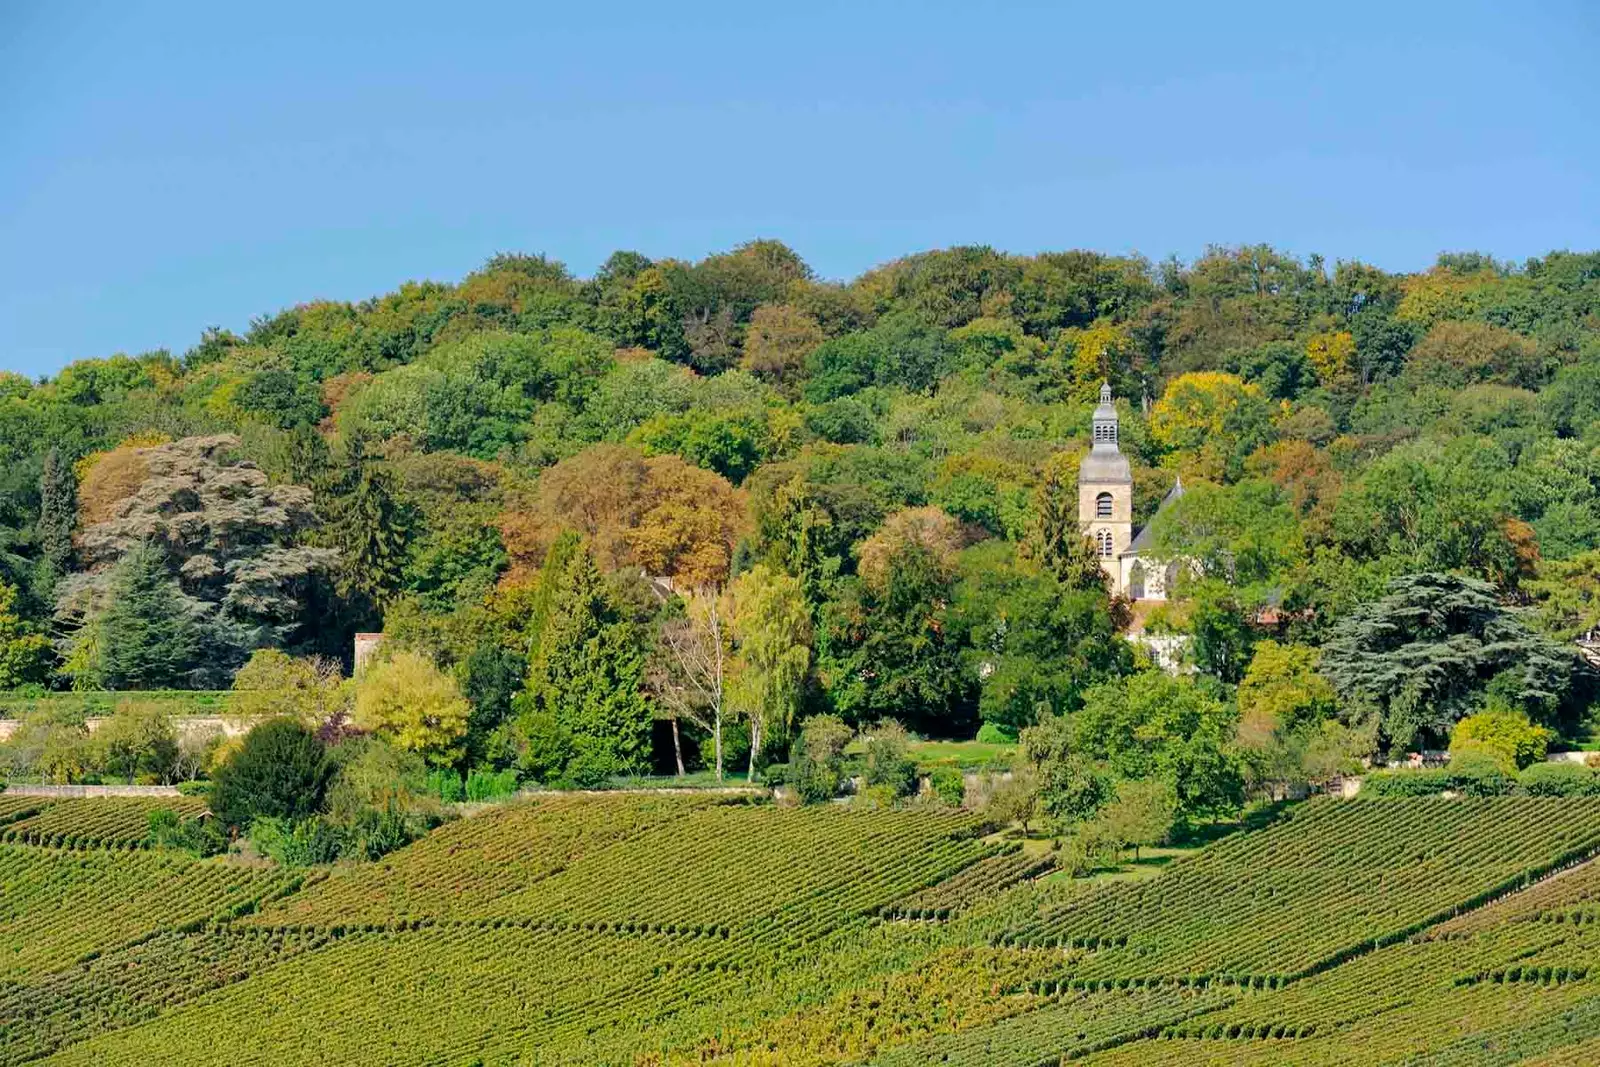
[821,537,974,737]
[1095,777,1178,860]
[1069,672,1244,826]
[1527,550,1600,639]
[95,701,180,783]
[1186,580,1258,684]
[952,542,1132,734]
[787,713,852,803]
[861,718,918,797]
[0,582,51,687]
[457,642,527,767]
[1332,438,1532,588]
[1019,712,1114,826]
[1321,572,1579,751]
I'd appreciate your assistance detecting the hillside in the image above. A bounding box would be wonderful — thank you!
[3,244,1600,817]
[3,794,1599,1065]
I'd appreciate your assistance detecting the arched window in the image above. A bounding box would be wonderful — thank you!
[1095,492,1113,518]
[1128,560,1146,600]
[1098,529,1114,558]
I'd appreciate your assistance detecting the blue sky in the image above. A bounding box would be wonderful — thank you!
[2,0,1596,378]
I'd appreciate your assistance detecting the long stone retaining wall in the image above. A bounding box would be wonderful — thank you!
[1,783,184,798]
[0,715,249,743]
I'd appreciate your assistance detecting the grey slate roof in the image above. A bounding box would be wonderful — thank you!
[1122,476,1184,557]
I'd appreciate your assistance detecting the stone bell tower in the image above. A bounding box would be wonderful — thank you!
[1077,383,1133,591]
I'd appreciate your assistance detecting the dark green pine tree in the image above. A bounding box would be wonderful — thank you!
[37,447,76,583]
[326,458,412,613]
[520,544,650,784]
[1033,465,1108,593]
[97,543,201,690]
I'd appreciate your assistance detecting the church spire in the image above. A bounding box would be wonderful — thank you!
[1091,381,1119,450]
[1079,383,1131,485]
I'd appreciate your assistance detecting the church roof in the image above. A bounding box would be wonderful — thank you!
[1122,476,1184,557]
[1079,450,1132,484]
[1079,382,1132,485]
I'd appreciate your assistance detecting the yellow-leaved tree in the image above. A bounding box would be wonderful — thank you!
[353,651,471,766]
[230,648,349,731]
[728,564,813,782]
[1149,372,1277,481]
[1303,330,1356,388]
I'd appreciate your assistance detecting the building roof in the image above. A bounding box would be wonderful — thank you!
[1079,382,1132,485]
[1122,476,1184,557]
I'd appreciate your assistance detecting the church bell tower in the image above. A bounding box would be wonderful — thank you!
[1078,383,1133,590]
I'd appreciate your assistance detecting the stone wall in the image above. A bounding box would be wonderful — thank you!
[0,715,250,743]
[1,782,183,798]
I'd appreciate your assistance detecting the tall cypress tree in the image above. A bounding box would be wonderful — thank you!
[97,543,200,690]
[37,447,75,583]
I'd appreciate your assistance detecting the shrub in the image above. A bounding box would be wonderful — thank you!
[428,769,466,803]
[1446,751,1517,797]
[1361,769,1453,797]
[146,807,226,856]
[1517,761,1600,797]
[210,718,334,831]
[862,719,918,798]
[514,711,574,783]
[930,766,965,807]
[464,768,518,802]
[858,783,901,810]
[1450,709,1553,771]
[976,722,1016,745]
[788,715,852,803]
[249,816,346,866]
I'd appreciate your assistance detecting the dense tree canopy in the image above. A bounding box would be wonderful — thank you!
[1,239,1598,797]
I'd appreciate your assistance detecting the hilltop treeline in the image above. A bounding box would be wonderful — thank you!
[1,241,1599,803]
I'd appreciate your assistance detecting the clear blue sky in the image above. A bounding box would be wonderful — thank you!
[2,1,1596,378]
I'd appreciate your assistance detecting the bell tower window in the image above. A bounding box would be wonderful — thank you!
[1095,492,1113,518]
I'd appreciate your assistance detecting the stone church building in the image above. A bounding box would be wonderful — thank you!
[1078,384,1184,601]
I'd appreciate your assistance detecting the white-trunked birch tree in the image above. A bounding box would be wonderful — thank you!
[648,586,731,780]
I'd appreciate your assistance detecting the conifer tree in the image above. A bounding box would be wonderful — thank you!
[515,543,650,784]
[97,543,201,690]
[1322,572,1579,751]
[325,455,413,613]
[37,447,75,582]
[1032,464,1107,593]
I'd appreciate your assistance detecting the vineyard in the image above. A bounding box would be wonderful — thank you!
[0,797,207,850]
[1,796,1599,1064]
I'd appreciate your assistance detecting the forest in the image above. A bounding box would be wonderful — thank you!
[2,240,1600,850]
